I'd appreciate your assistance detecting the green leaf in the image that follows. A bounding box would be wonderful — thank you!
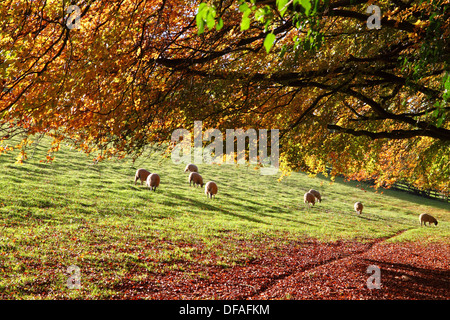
[432,108,440,118]
[276,0,289,16]
[312,0,319,15]
[300,0,311,16]
[206,13,216,29]
[254,8,266,23]
[240,9,252,30]
[196,15,205,34]
[264,20,271,32]
[216,17,224,30]
[443,73,450,101]
[444,75,450,90]
[436,115,444,128]
[239,3,249,12]
[198,2,208,13]
[279,44,287,58]
[196,2,209,34]
[241,17,251,30]
[264,32,276,53]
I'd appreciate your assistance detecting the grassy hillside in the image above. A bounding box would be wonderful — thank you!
[0,137,448,298]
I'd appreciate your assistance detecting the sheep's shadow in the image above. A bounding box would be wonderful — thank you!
[131,183,317,227]
[160,190,270,226]
[353,214,375,221]
[222,197,315,226]
[217,187,308,216]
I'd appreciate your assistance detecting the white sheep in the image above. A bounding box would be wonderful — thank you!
[308,189,322,203]
[354,202,363,214]
[189,172,204,187]
[146,173,160,191]
[184,163,198,173]
[134,168,151,185]
[205,181,218,199]
[304,192,315,208]
[419,213,438,226]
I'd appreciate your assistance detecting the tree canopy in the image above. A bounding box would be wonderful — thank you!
[1,0,449,193]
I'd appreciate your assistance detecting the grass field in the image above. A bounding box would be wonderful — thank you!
[0,137,449,299]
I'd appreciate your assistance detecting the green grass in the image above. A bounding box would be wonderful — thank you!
[0,137,448,298]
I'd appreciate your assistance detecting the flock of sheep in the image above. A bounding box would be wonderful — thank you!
[303,189,439,227]
[134,164,439,227]
[303,188,364,215]
[134,163,218,199]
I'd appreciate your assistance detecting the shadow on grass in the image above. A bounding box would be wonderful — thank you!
[362,258,450,299]
[160,190,271,226]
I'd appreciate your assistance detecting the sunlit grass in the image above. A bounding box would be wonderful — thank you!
[0,137,448,298]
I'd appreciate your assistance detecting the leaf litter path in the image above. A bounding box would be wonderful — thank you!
[114,230,450,300]
[250,230,450,300]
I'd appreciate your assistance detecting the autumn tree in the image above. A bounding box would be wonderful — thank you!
[0,0,449,193]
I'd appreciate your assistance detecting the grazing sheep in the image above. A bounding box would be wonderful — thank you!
[184,163,198,173]
[146,173,160,191]
[304,192,315,207]
[189,172,204,187]
[308,189,322,203]
[354,202,363,214]
[205,181,218,199]
[419,213,438,226]
[134,168,151,185]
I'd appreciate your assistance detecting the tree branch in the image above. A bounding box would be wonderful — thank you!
[326,124,449,140]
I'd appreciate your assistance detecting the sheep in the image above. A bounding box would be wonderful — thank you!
[308,189,322,203]
[304,192,315,208]
[184,163,198,173]
[134,168,151,185]
[189,172,204,188]
[354,202,363,214]
[205,181,218,199]
[419,213,438,226]
[146,173,160,191]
